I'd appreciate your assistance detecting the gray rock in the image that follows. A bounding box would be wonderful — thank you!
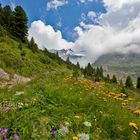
[13,74,31,83]
[0,68,10,80]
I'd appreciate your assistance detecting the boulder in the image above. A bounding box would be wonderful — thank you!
[13,74,31,83]
[0,68,10,80]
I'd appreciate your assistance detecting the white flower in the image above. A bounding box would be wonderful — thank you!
[58,126,69,136]
[15,91,24,95]
[17,102,24,108]
[64,121,70,126]
[78,133,90,140]
[83,121,92,127]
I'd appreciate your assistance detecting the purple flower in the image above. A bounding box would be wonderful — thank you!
[3,128,8,133]
[0,132,3,136]
[4,138,8,140]
[14,133,20,140]
[52,129,57,137]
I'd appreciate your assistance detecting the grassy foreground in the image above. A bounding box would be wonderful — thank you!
[1,70,140,140]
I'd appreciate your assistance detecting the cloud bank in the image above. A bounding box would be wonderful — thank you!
[29,0,140,66]
[28,20,73,50]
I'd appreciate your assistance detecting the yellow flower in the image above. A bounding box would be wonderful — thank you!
[129,122,138,130]
[73,136,79,140]
[74,115,81,119]
[122,102,126,106]
[134,110,140,115]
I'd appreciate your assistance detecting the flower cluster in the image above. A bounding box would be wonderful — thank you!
[134,110,140,115]
[0,128,20,140]
[0,128,8,140]
[78,133,90,140]
[58,125,69,136]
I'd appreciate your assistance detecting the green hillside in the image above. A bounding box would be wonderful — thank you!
[1,4,140,140]
[0,28,68,77]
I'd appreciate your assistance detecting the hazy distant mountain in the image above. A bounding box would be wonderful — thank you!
[94,53,140,81]
[49,49,85,62]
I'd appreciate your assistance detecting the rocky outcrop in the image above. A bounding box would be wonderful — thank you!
[0,68,10,80]
[0,68,31,88]
[12,74,31,83]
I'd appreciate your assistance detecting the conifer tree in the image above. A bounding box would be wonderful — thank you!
[2,6,13,30]
[106,74,110,82]
[66,57,71,65]
[99,66,103,78]
[13,6,28,42]
[96,67,100,77]
[125,76,133,88]
[73,68,81,80]
[76,62,80,69]
[0,4,3,25]
[136,77,140,89]
[28,37,38,53]
[112,75,117,83]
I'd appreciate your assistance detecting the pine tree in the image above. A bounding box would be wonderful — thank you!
[96,67,100,77]
[0,4,3,25]
[73,68,81,80]
[125,76,133,88]
[13,6,28,42]
[28,37,38,53]
[2,6,13,30]
[66,57,71,65]
[106,74,110,82]
[99,66,103,78]
[136,77,140,89]
[86,63,94,76]
[76,62,80,69]
[112,75,117,83]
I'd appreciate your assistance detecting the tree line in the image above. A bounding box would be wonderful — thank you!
[74,62,140,90]
[0,4,28,42]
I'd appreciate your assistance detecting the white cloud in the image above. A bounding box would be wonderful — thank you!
[79,0,93,3]
[100,3,140,29]
[47,0,68,10]
[103,0,140,11]
[87,11,97,21]
[28,20,73,50]
[73,16,140,65]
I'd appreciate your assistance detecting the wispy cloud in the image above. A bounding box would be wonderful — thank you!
[79,0,93,3]
[47,0,68,11]
[10,0,16,10]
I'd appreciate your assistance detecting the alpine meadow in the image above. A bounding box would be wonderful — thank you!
[1,1,140,140]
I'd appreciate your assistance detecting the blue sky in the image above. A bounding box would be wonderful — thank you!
[0,0,106,41]
[1,0,140,65]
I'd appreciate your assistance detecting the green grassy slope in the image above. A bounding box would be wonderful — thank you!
[1,71,140,139]
[0,34,67,77]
